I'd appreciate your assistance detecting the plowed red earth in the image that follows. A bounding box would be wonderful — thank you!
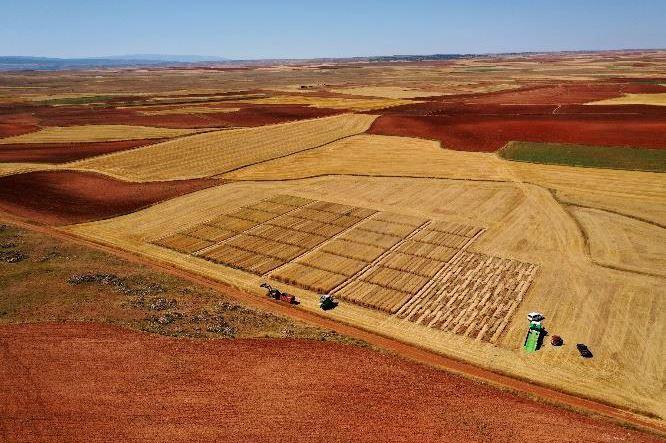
[0,171,220,225]
[30,104,341,128]
[460,80,666,105]
[0,323,659,443]
[0,138,167,163]
[368,113,666,151]
[0,113,41,138]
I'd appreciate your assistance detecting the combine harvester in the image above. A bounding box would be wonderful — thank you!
[260,283,299,304]
[523,312,545,353]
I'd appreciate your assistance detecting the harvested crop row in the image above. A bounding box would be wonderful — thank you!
[379,252,447,278]
[225,234,306,261]
[361,267,430,295]
[200,244,285,275]
[396,251,538,342]
[71,113,377,181]
[371,212,428,227]
[246,224,327,249]
[338,229,402,249]
[152,233,214,254]
[428,221,484,238]
[0,125,202,144]
[267,216,344,238]
[272,263,347,294]
[266,194,315,207]
[320,239,387,262]
[411,230,469,249]
[228,207,276,223]
[357,219,419,237]
[245,201,295,215]
[335,280,412,314]
[183,224,236,242]
[307,201,376,218]
[208,215,258,232]
[297,250,368,277]
[393,240,458,262]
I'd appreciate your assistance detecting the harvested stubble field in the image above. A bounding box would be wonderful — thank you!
[70,113,377,181]
[0,124,202,144]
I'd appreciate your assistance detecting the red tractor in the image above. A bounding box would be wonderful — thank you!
[260,283,299,304]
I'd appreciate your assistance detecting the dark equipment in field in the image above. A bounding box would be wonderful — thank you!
[319,293,338,311]
[576,343,593,359]
[551,335,564,347]
[260,283,299,304]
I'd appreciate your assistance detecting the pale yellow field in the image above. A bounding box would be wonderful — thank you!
[69,114,377,181]
[65,175,666,420]
[0,125,204,144]
[240,95,415,111]
[570,206,666,277]
[329,86,443,99]
[586,92,666,106]
[223,134,666,227]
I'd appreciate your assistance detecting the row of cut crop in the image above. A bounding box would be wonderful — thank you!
[152,233,214,254]
[395,251,538,342]
[272,263,347,294]
[335,280,412,314]
[200,244,284,275]
[297,250,368,277]
[246,224,327,249]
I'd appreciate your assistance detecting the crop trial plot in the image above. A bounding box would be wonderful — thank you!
[151,194,536,342]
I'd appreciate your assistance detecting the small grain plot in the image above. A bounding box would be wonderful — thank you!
[272,263,347,294]
[153,233,214,254]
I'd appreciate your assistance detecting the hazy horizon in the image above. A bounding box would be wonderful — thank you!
[3,0,665,60]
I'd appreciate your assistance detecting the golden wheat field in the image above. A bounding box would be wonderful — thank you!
[70,114,376,181]
[0,125,203,144]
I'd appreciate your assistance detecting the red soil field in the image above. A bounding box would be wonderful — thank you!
[0,138,167,163]
[368,108,666,151]
[0,171,221,225]
[461,81,666,105]
[0,323,659,443]
[30,103,342,128]
[0,113,41,138]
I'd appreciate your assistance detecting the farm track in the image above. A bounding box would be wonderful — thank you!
[2,212,664,437]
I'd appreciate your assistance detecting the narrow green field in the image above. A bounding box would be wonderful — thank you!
[499,141,666,172]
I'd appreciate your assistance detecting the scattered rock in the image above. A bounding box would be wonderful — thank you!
[148,297,177,311]
[153,312,184,326]
[68,273,122,286]
[0,242,17,249]
[0,250,27,263]
[38,250,62,262]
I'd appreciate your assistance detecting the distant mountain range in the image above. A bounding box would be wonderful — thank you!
[1,49,661,71]
[0,55,229,71]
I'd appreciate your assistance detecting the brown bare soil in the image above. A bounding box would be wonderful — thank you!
[0,138,167,163]
[368,113,666,151]
[0,171,221,225]
[1,322,659,443]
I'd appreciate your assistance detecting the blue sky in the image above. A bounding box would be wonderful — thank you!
[2,0,665,59]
